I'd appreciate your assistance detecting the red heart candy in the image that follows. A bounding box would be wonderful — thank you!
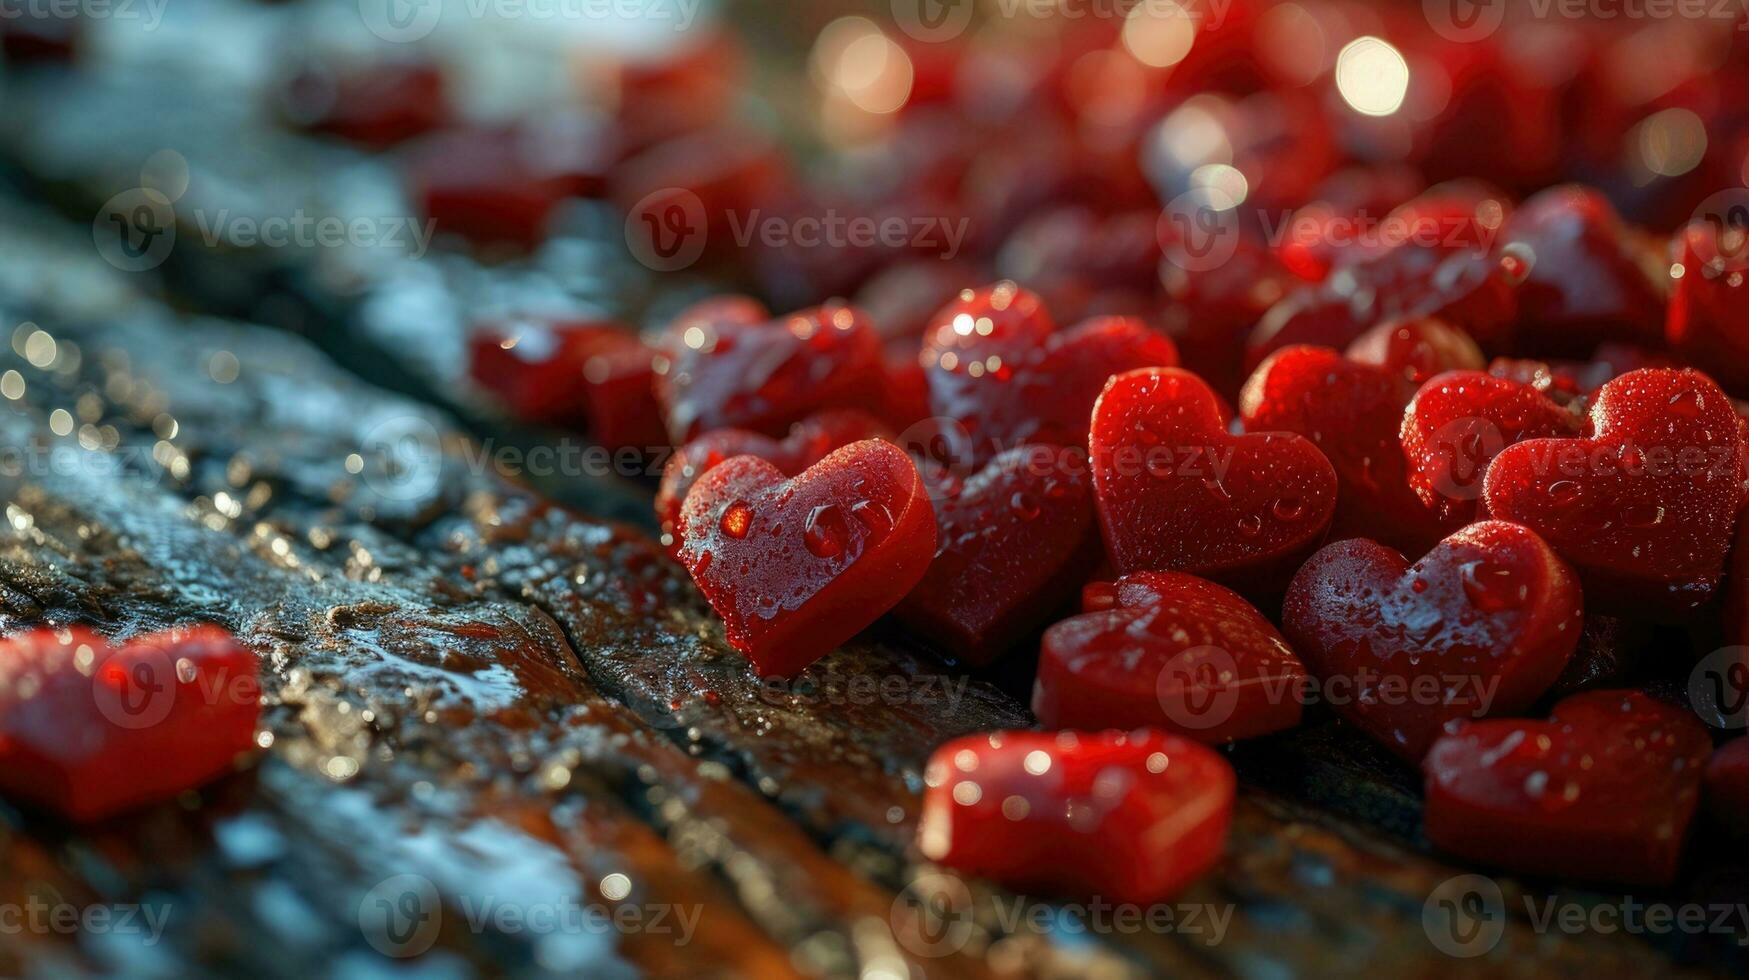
[677,440,936,678]
[895,446,1101,665]
[1502,185,1666,356]
[1240,346,1456,554]
[925,282,1177,465]
[468,316,666,451]
[1424,690,1710,886]
[1160,235,1294,398]
[655,410,891,553]
[1667,220,1749,395]
[1482,368,1746,616]
[656,298,886,443]
[1401,370,1582,524]
[1344,317,1484,387]
[1035,571,1307,743]
[1092,367,1337,592]
[917,729,1234,904]
[0,626,261,821]
[1283,521,1584,762]
[1704,736,1749,836]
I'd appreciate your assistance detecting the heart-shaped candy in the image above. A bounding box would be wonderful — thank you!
[1482,368,1745,617]
[895,446,1102,665]
[655,409,891,552]
[1283,521,1583,762]
[918,729,1234,904]
[677,439,936,678]
[1035,571,1307,743]
[0,626,261,821]
[1424,690,1710,886]
[924,282,1178,466]
[656,297,886,443]
[468,316,666,452]
[1401,370,1582,524]
[1241,345,1457,554]
[1344,317,1484,387]
[1091,368,1337,593]
[1667,220,1749,395]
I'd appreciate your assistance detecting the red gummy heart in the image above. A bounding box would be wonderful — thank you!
[1705,737,1749,836]
[656,298,887,443]
[1283,521,1583,762]
[405,126,591,250]
[1667,220,1749,395]
[1160,236,1294,399]
[0,626,261,821]
[924,282,1178,465]
[1092,367,1336,592]
[282,61,450,149]
[1424,690,1710,886]
[1501,185,1666,356]
[1035,571,1307,743]
[1240,346,1456,554]
[917,729,1234,904]
[895,446,1102,665]
[677,440,936,678]
[1401,370,1582,524]
[655,410,892,553]
[1483,368,1746,616]
[468,316,666,451]
[1344,317,1484,387]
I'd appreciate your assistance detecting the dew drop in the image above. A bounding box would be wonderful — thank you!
[1237,514,1263,537]
[1546,480,1581,506]
[850,499,893,536]
[1461,560,1523,612]
[720,502,753,539]
[1272,496,1306,522]
[804,504,849,558]
[1010,491,1041,521]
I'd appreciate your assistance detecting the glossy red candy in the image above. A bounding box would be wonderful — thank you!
[1667,220,1749,395]
[895,447,1102,665]
[656,299,886,443]
[468,317,665,451]
[405,125,595,250]
[1035,571,1307,743]
[918,730,1234,904]
[995,208,1163,324]
[1704,737,1749,836]
[1091,368,1336,593]
[677,440,935,678]
[1483,368,1745,616]
[1344,318,1484,387]
[1401,370,1582,524]
[1424,691,1710,886]
[1501,185,1665,356]
[1283,521,1583,762]
[0,627,261,821]
[924,283,1178,466]
[1240,345,1455,554]
[655,409,891,552]
[281,61,449,148]
[1160,236,1295,399]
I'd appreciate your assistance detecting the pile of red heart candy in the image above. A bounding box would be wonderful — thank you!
[435,9,1749,905]
[0,627,262,822]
